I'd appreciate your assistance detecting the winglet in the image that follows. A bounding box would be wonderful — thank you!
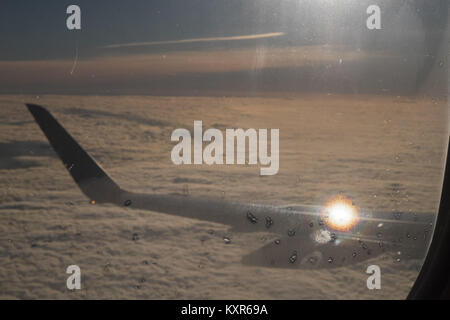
[26,103,123,204]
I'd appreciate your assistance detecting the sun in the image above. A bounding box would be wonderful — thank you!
[322,195,360,231]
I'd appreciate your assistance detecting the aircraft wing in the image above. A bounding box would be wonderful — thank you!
[26,103,434,269]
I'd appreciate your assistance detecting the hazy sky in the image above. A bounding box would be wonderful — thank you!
[0,0,447,95]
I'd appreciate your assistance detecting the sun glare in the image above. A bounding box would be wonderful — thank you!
[322,196,359,231]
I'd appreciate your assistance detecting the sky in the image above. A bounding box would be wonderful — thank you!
[0,0,447,95]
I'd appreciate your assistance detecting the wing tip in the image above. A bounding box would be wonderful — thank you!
[26,103,48,116]
[25,102,43,109]
[24,102,124,204]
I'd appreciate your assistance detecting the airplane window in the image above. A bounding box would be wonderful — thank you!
[0,0,448,299]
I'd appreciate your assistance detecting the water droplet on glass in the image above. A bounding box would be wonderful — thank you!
[377,223,383,228]
[327,257,334,263]
[274,239,281,245]
[376,232,382,238]
[352,252,357,258]
[223,236,231,244]
[309,222,314,228]
[265,216,273,229]
[132,233,139,241]
[246,211,258,224]
[289,251,298,264]
[439,61,444,67]
[393,212,402,220]
[124,199,132,207]
[287,229,296,237]
[330,233,337,242]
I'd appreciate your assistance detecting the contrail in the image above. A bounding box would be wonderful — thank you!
[101,32,285,49]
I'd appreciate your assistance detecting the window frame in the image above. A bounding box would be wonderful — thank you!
[408,138,450,299]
